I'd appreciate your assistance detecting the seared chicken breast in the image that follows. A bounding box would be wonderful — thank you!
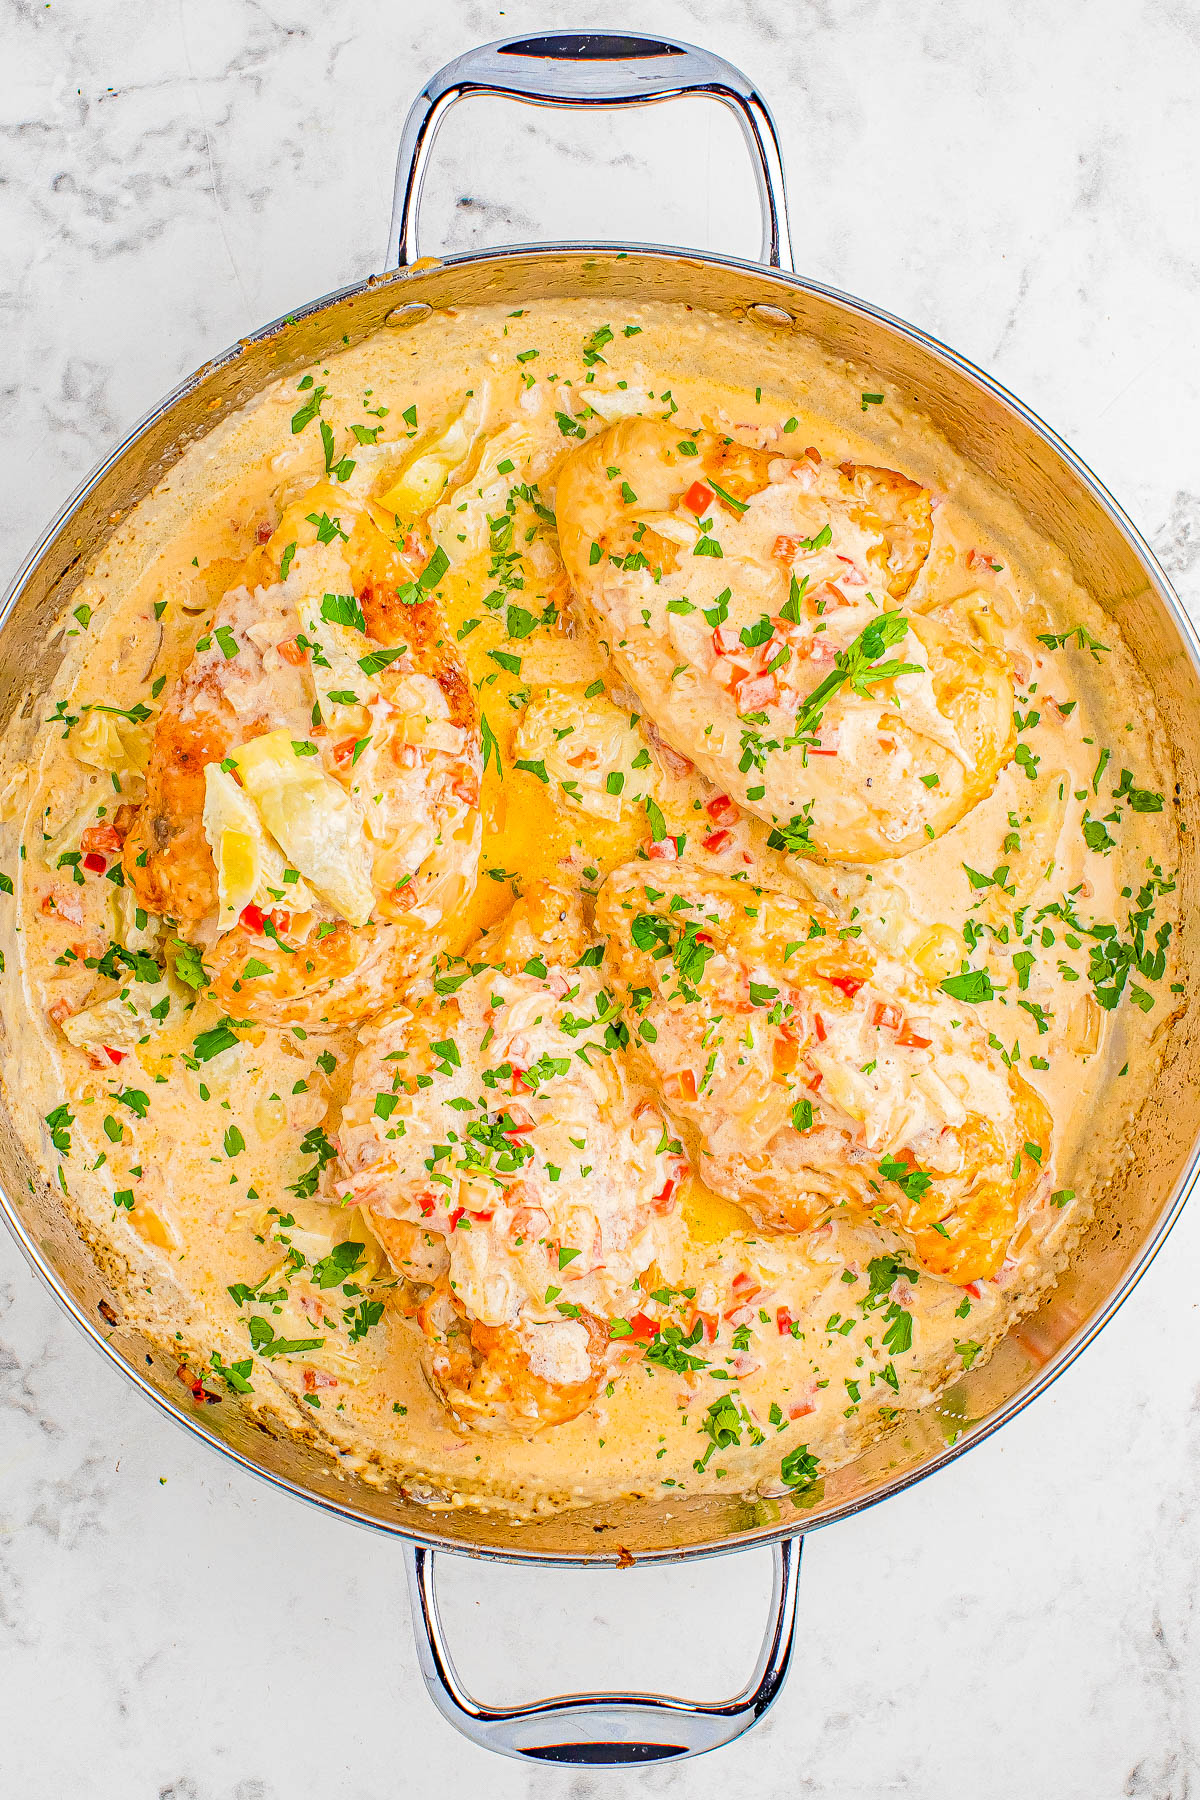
[334,882,687,1433]
[123,456,481,1026]
[556,419,1014,862]
[597,859,1052,1284]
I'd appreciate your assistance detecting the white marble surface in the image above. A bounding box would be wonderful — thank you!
[2,0,1200,1793]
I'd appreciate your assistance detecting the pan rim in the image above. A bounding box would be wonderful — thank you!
[3,239,1197,1565]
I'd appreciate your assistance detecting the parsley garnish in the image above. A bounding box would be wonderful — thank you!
[938,967,995,1004]
[790,611,920,745]
[192,1019,240,1062]
[172,940,209,991]
[780,1444,820,1490]
[321,592,367,634]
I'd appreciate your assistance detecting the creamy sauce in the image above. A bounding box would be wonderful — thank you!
[0,300,1179,1519]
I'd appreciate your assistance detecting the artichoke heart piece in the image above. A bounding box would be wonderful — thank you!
[61,984,169,1051]
[228,730,376,928]
[202,763,316,933]
[377,398,482,518]
[69,709,150,777]
[429,422,536,559]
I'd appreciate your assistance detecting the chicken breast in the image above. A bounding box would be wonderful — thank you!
[123,457,481,1026]
[596,859,1052,1284]
[334,882,687,1433]
[555,418,1014,862]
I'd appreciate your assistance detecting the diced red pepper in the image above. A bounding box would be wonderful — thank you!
[682,480,713,515]
[447,1207,465,1231]
[627,1312,659,1342]
[240,903,265,934]
[705,792,739,825]
[332,736,358,766]
[470,1209,494,1223]
[711,624,737,658]
[683,1308,718,1344]
[809,580,849,610]
[663,1068,698,1103]
[824,972,865,999]
[772,1030,799,1077]
[813,1013,827,1042]
[776,1306,796,1335]
[278,638,308,667]
[966,548,1001,573]
[732,671,779,714]
[897,1022,933,1049]
[176,1364,207,1404]
[774,614,808,648]
[511,1067,532,1095]
[82,851,107,874]
[647,836,680,861]
[772,534,807,562]
[503,1104,535,1134]
[871,1001,903,1031]
[702,829,732,852]
[651,1177,677,1213]
[102,1046,126,1065]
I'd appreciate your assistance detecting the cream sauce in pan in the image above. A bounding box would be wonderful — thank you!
[0,300,1179,1518]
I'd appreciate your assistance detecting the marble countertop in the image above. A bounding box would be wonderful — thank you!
[3,1,1199,1794]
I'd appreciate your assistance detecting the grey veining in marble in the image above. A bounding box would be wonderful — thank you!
[3,1,1200,1795]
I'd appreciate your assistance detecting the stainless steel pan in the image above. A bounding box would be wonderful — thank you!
[3,30,1198,1767]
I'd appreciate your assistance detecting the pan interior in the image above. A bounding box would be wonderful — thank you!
[2,248,1196,1562]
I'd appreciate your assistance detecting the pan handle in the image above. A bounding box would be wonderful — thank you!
[403,1535,801,1764]
[386,31,793,273]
